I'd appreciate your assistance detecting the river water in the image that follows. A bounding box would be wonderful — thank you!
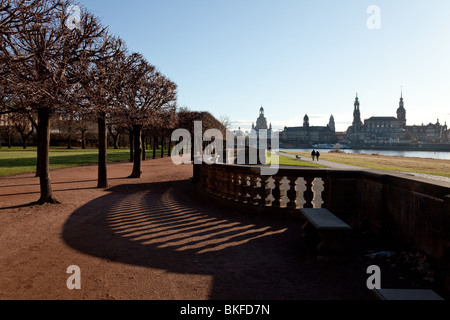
[282,148,450,160]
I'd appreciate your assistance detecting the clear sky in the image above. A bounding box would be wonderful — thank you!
[76,0,450,132]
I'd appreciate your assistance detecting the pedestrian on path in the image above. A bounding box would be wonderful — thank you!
[311,150,316,161]
[316,151,321,161]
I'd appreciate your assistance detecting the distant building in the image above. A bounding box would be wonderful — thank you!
[233,127,247,138]
[0,113,12,127]
[281,114,337,147]
[251,106,272,134]
[407,120,448,143]
[346,92,448,145]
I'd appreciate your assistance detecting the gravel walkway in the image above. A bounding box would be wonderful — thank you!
[0,157,378,300]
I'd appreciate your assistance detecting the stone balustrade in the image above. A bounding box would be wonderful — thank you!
[199,164,329,210]
[195,162,450,291]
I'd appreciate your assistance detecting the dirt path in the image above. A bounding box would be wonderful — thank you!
[0,158,377,300]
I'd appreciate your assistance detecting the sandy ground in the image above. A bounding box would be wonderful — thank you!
[0,157,407,301]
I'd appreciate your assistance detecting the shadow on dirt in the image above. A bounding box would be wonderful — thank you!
[62,179,373,300]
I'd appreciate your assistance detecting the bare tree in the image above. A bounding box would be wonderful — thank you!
[78,112,95,149]
[10,111,34,149]
[177,108,228,161]
[79,34,126,188]
[0,122,14,148]
[219,115,232,129]
[120,53,178,178]
[107,114,127,150]
[1,0,106,204]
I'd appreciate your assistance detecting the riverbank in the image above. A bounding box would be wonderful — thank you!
[285,150,450,178]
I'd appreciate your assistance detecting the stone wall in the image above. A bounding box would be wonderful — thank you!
[195,162,450,289]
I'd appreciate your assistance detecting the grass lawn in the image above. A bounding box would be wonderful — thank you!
[286,151,450,178]
[0,147,166,177]
[274,154,325,168]
[267,153,325,168]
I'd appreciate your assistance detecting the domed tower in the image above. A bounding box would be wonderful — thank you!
[255,106,268,132]
[303,114,310,129]
[329,115,336,132]
[397,89,407,128]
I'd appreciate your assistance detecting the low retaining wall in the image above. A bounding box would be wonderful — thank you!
[195,163,450,290]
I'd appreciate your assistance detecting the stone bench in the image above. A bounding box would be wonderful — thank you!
[372,289,444,301]
[300,208,352,256]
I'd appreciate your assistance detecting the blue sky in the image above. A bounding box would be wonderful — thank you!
[77,0,450,132]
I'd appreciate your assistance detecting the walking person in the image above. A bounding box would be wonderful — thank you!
[316,151,321,161]
[311,150,316,161]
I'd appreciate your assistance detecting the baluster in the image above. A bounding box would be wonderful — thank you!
[321,177,328,209]
[265,177,274,206]
[233,173,240,202]
[271,176,282,208]
[249,174,259,206]
[313,178,325,208]
[287,176,298,210]
[240,175,249,203]
[237,175,246,203]
[245,176,253,203]
[303,176,315,208]
[228,171,236,200]
[259,177,268,207]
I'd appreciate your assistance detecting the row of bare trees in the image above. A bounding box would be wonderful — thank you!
[0,0,178,204]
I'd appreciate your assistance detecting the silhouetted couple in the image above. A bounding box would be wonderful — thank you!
[311,150,321,161]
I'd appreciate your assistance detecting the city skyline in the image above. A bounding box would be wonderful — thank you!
[77,0,450,132]
[239,91,446,134]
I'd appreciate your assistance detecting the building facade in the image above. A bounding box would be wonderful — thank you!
[252,106,272,134]
[281,114,337,147]
[346,93,448,145]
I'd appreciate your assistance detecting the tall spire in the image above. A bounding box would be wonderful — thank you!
[399,87,405,108]
[397,88,406,127]
[353,93,362,130]
[354,93,360,110]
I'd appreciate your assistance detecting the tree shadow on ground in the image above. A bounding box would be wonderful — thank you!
[62,179,374,300]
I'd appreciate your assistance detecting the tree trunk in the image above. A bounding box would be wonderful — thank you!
[67,131,72,149]
[81,130,86,150]
[153,136,157,159]
[113,133,119,149]
[129,125,142,178]
[161,135,164,158]
[35,124,41,177]
[37,108,59,204]
[129,128,134,162]
[97,115,108,188]
[191,138,194,162]
[21,127,33,150]
[168,140,172,157]
[142,134,146,161]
